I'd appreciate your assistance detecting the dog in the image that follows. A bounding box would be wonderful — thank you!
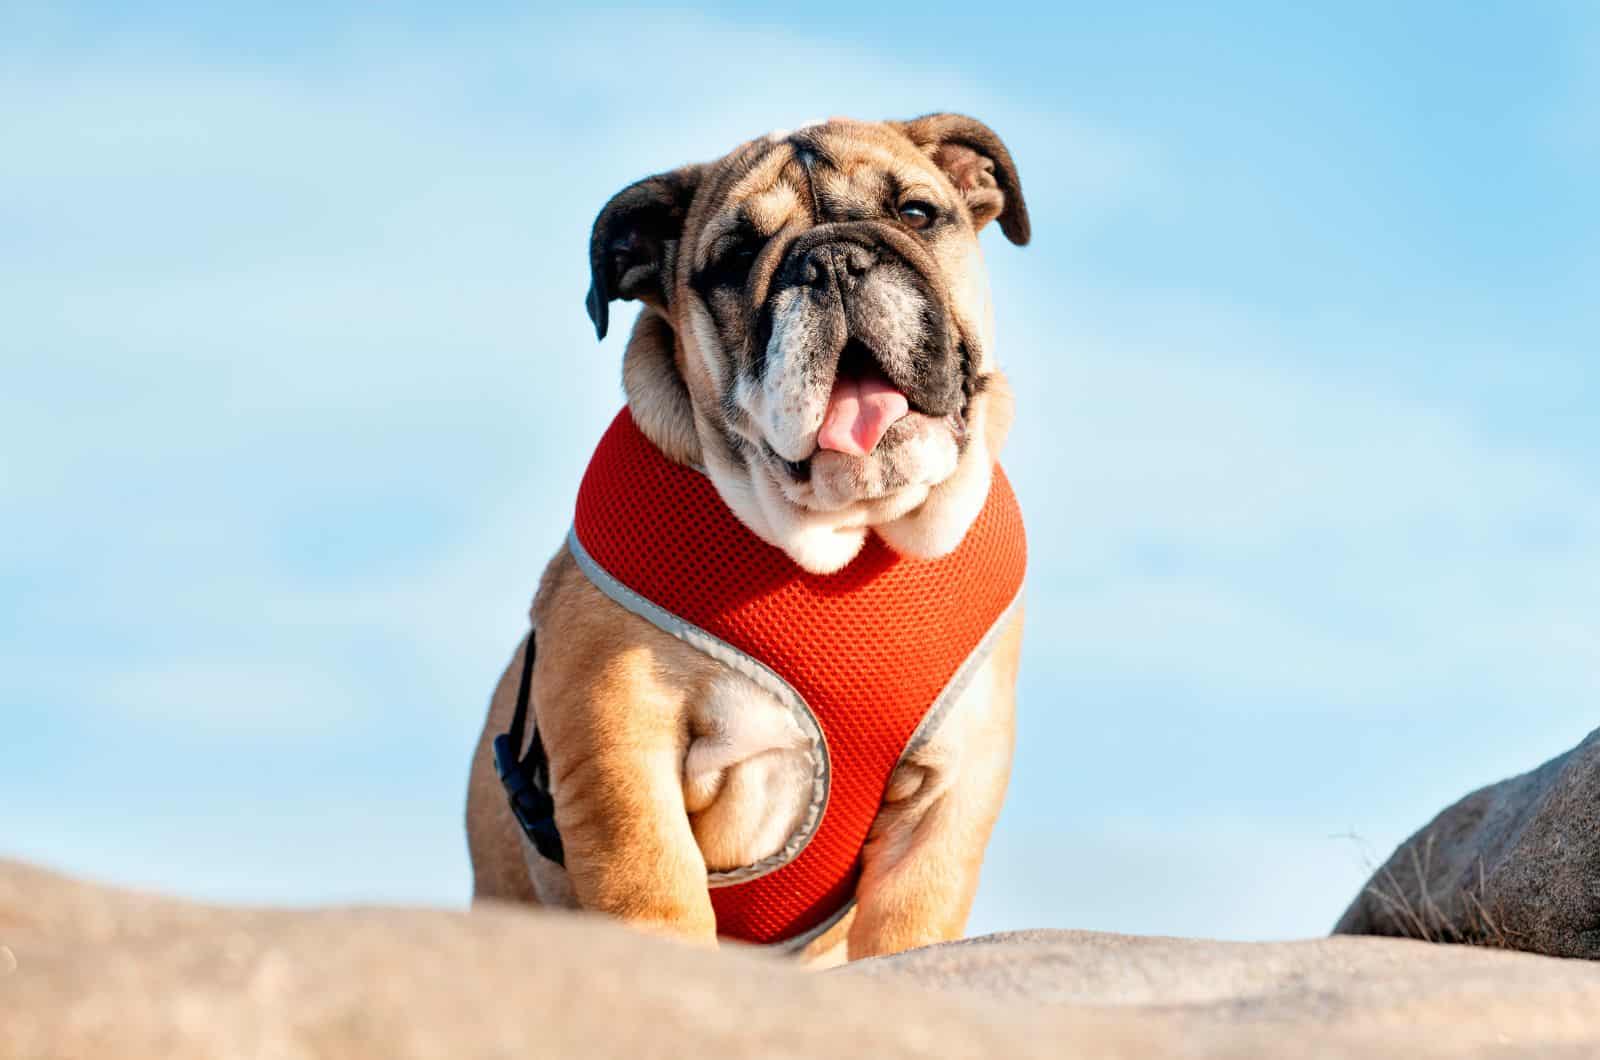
[466,114,1030,966]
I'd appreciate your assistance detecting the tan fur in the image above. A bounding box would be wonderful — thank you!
[469,548,723,942]
[849,606,1021,957]
[621,310,701,466]
[467,115,1028,964]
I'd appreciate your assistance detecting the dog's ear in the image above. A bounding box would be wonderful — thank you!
[894,114,1030,246]
[585,164,705,340]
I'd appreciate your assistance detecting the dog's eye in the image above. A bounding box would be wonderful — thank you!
[708,240,761,289]
[897,201,938,230]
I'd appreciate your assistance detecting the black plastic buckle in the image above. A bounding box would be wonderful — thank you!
[493,733,566,866]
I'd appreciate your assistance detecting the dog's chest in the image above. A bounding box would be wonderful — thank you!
[675,659,980,879]
[681,669,815,873]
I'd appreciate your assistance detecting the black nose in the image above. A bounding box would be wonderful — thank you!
[797,242,876,292]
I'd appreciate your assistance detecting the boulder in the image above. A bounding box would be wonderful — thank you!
[5,859,1600,1058]
[1335,727,1600,959]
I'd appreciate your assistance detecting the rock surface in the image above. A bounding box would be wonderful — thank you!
[5,859,1600,1058]
[1335,726,1600,959]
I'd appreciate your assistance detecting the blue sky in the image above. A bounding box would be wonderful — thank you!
[3,3,1596,940]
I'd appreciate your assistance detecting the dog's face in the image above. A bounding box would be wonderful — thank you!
[586,115,1029,573]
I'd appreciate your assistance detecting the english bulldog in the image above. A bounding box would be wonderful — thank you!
[466,114,1030,966]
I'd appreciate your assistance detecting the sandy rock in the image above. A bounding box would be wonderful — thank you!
[5,859,1600,1058]
[853,929,1600,1050]
[1334,727,1600,959]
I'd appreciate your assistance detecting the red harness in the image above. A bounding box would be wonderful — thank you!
[565,408,1026,946]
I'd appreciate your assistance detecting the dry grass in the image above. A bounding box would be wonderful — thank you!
[1340,831,1525,950]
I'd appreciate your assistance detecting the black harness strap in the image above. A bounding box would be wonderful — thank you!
[492,631,566,865]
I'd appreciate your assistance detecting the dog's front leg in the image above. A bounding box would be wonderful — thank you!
[540,657,717,943]
[847,611,1023,960]
[534,564,720,945]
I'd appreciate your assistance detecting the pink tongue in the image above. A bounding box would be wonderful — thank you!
[816,373,910,456]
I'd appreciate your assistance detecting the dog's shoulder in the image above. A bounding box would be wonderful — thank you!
[531,542,721,704]
[530,540,582,628]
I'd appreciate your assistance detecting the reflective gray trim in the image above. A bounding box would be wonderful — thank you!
[566,527,830,887]
[771,897,856,954]
[900,588,1024,758]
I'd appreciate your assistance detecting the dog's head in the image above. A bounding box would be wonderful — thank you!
[586,115,1029,574]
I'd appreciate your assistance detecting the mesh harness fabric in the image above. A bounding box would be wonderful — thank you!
[501,408,1026,947]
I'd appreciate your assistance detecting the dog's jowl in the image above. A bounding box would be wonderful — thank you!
[465,115,1030,966]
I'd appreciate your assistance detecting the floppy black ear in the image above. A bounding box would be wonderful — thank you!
[894,113,1030,246]
[585,164,705,340]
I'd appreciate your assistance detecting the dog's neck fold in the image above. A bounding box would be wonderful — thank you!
[621,310,703,467]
